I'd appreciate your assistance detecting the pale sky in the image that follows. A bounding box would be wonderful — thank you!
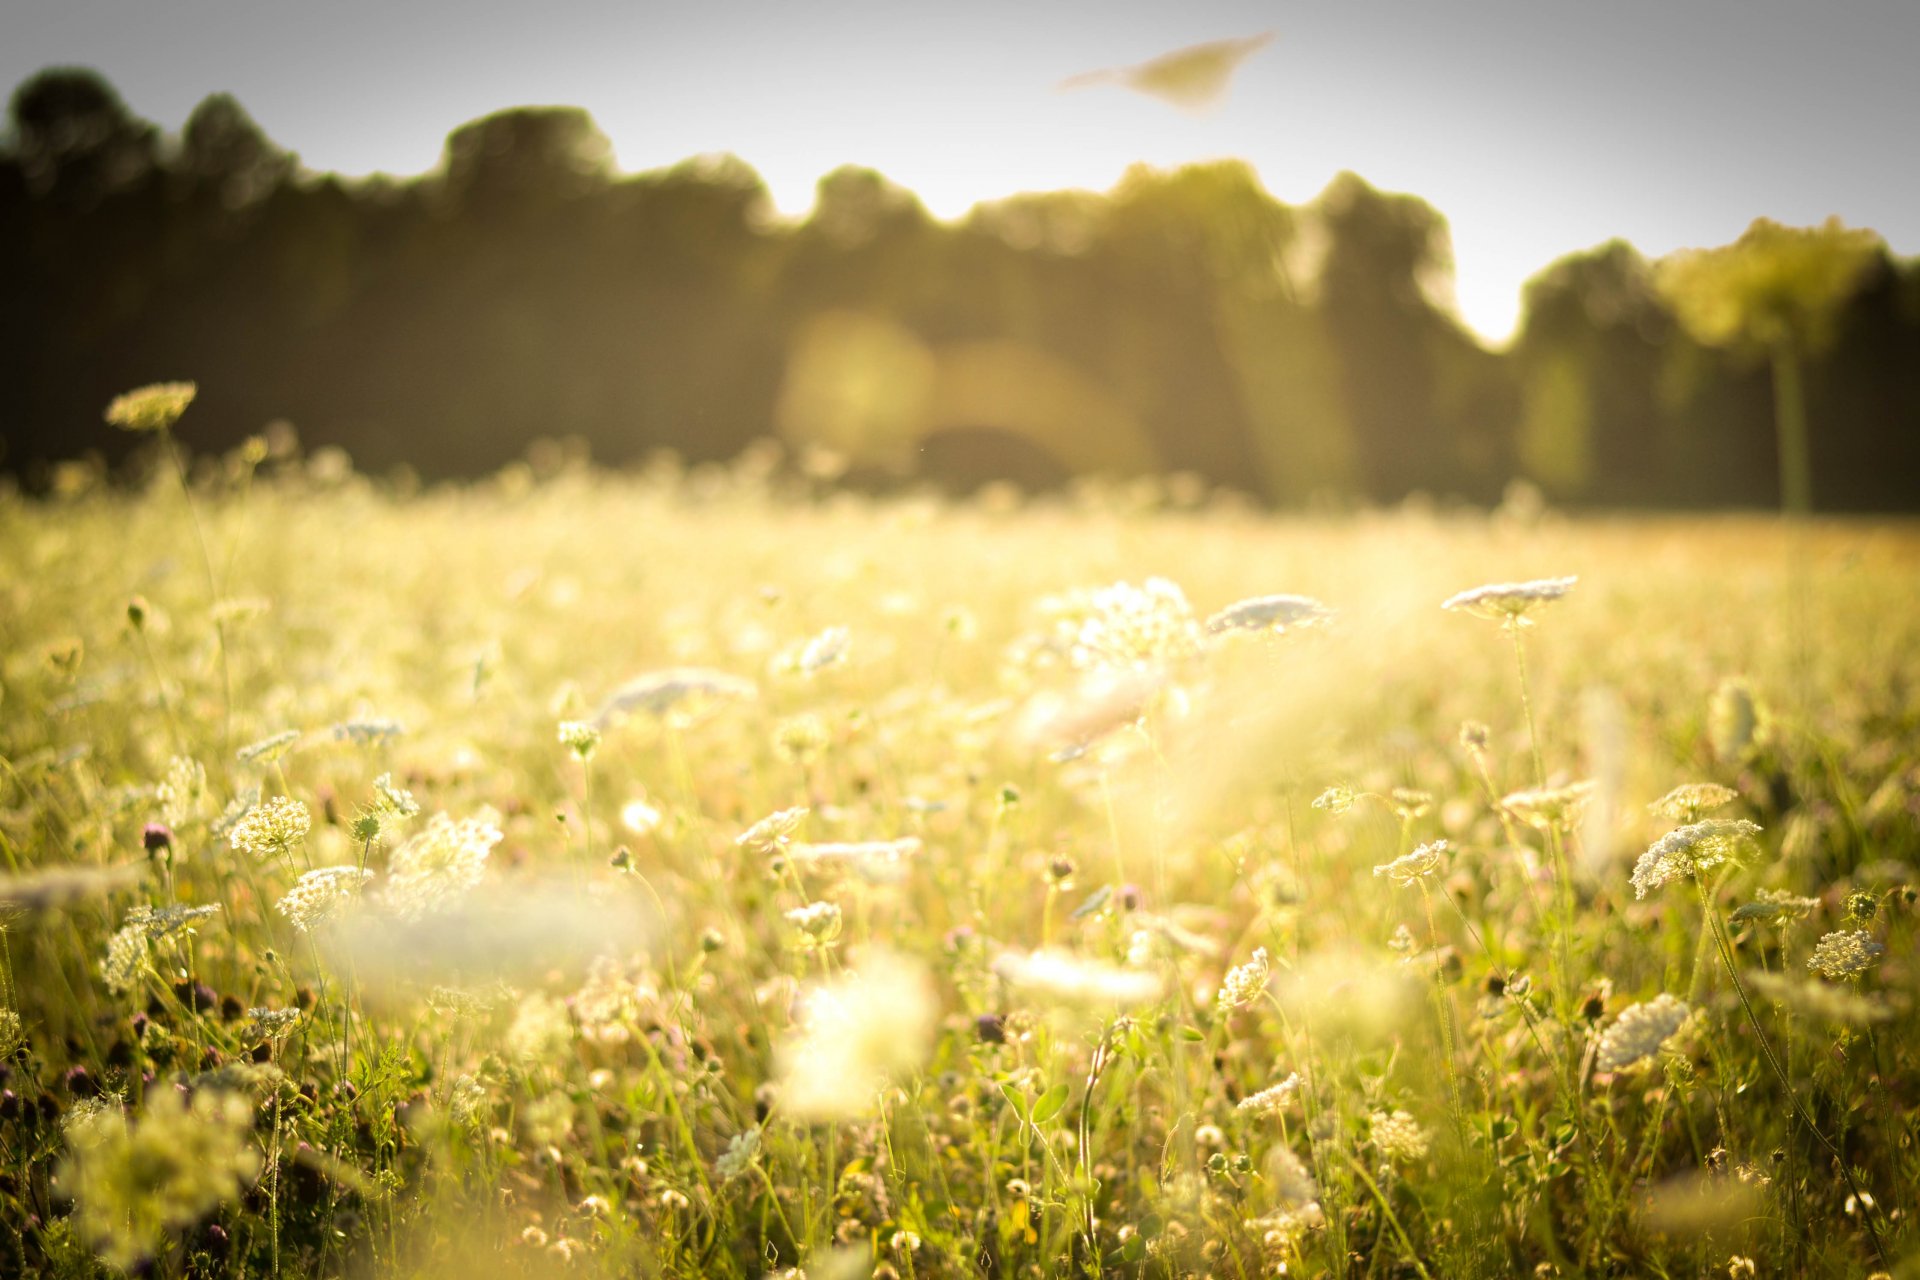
[7,0,1917,344]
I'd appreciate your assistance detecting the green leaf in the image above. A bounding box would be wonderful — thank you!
[1030,1083,1071,1124]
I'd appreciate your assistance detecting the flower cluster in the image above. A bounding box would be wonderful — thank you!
[1595,993,1691,1069]
[993,948,1166,1009]
[1807,929,1885,980]
[1368,1109,1430,1163]
[1629,819,1763,898]
[1501,780,1597,831]
[1217,947,1271,1011]
[1063,578,1203,671]
[1647,782,1739,822]
[385,811,502,919]
[228,795,312,861]
[276,865,373,932]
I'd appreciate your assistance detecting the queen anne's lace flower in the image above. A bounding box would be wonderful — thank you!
[1441,576,1576,626]
[1217,948,1271,1011]
[228,796,311,861]
[276,866,373,932]
[993,948,1166,1008]
[1502,781,1597,831]
[1205,594,1333,637]
[1065,578,1203,671]
[1807,930,1884,980]
[1647,783,1740,822]
[385,812,501,919]
[1629,819,1762,898]
[1374,840,1449,885]
[1595,993,1691,1069]
[1369,1109,1430,1162]
[738,806,809,854]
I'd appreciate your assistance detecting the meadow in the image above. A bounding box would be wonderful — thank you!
[2,410,1918,1278]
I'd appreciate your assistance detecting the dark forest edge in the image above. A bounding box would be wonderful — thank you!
[3,69,1917,511]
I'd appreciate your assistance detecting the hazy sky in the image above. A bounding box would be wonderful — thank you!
[8,0,1916,342]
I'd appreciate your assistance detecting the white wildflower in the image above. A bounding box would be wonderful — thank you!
[276,865,373,932]
[993,948,1166,1009]
[1629,819,1763,898]
[1807,930,1884,981]
[1441,576,1577,627]
[385,811,502,919]
[1217,947,1271,1012]
[777,953,937,1121]
[1374,840,1449,885]
[1205,594,1333,637]
[1595,993,1691,1069]
[228,796,311,861]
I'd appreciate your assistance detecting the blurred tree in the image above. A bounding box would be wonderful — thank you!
[1515,241,1675,503]
[1314,172,1508,502]
[1657,217,1883,514]
[5,68,158,209]
[178,93,294,215]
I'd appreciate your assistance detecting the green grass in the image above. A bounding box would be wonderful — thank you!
[2,450,1918,1278]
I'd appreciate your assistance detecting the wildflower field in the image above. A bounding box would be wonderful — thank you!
[3,425,1919,1279]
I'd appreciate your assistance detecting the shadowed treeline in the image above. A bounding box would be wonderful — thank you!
[4,69,1919,509]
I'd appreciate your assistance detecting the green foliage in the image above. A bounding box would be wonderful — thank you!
[1658,217,1884,356]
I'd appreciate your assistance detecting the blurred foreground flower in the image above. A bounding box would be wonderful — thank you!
[776,952,936,1121]
[61,1088,260,1268]
[994,947,1166,1010]
[104,382,196,433]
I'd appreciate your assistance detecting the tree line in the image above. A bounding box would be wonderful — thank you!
[4,68,1917,510]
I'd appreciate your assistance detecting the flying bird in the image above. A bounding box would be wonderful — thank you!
[1057,31,1276,112]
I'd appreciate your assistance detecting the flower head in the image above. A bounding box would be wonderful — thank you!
[1205,594,1333,638]
[1368,1109,1430,1162]
[385,811,502,919]
[1441,576,1577,627]
[776,953,936,1121]
[1374,840,1450,885]
[737,806,808,855]
[1595,993,1691,1069]
[1807,930,1884,981]
[557,720,601,761]
[276,865,373,932]
[1237,1072,1303,1116]
[104,382,197,433]
[1648,783,1740,823]
[1629,819,1763,898]
[1217,947,1271,1011]
[1502,780,1597,832]
[1064,578,1203,671]
[228,796,311,861]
